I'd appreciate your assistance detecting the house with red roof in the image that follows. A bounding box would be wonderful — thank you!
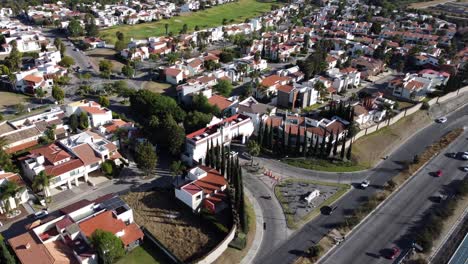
[164,67,184,85]
[8,194,143,264]
[0,170,29,215]
[207,94,239,116]
[256,74,292,98]
[65,100,113,128]
[182,114,254,166]
[175,166,228,213]
[390,73,433,101]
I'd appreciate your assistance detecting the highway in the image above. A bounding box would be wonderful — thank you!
[254,104,468,264]
[321,130,468,264]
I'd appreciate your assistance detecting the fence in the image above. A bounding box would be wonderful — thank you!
[347,85,468,148]
[196,225,237,264]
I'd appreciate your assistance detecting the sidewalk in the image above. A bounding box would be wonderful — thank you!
[240,187,265,264]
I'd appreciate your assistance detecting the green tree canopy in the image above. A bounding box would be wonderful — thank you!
[90,229,125,264]
[134,141,158,176]
[52,85,65,103]
[214,79,233,97]
[58,56,75,68]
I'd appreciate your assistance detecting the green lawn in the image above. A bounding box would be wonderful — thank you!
[117,242,171,264]
[283,158,368,172]
[100,0,278,43]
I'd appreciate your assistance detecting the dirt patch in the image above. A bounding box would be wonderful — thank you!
[0,91,29,110]
[142,81,174,94]
[122,189,227,262]
[409,0,457,9]
[294,235,336,264]
[85,48,124,72]
[352,110,432,167]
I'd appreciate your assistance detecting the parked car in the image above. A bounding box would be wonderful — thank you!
[436,117,447,123]
[447,152,457,158]
[461,154,468,161]
[461,165,468,172]
[321,206,337,215]
[387,247,400,260]
[34,210,48,219]
[436,170,443,177]
[434,194,447,203]
[360,180,370,189]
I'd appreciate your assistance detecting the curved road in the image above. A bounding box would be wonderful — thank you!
[252,104,468,264]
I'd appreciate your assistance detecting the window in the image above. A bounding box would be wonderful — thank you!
[195,194,202,200]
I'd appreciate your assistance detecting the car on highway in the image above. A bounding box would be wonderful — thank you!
[436,170,443,177]
[461,154,468,160]
[436,117,447,123]
[386,247,400,260]
[461,165,468,172]
[360,180,370,189]
[34,210,48,219]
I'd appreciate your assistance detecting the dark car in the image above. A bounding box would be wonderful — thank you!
[321,206,337,215]
[387,247,400,260]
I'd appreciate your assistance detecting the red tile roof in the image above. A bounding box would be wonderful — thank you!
[30,144,71,164]
[120,223,144,247]
[186,114,250,140]
[80,106,108,115]
[72,144,102,166]
[44,159,84,177]
[164,68,182,77]
[78,211,126,238]
[277,85,294,93]
[207,95,233,110]
[8,232,55,264]
[261,75,290,87]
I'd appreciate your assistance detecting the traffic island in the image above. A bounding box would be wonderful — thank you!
[275,179,350,229]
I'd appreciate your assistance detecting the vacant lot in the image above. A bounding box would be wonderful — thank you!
[122,189,228,262]
[85,48,124,72]
[100,0,278,43]
[116,241,171,264]
[352,110,432,167]
[409,0,458,9]
[142,81,173,94]
[0,91,29,111]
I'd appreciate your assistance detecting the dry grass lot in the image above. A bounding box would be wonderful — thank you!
[352,110,432,167]
[0,91,29,110]
[409,0,459,9]
[142,81,173,94]
[85,48,124,72]
[122,189,226,263]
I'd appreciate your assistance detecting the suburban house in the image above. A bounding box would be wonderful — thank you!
[20,131,122,195]
[256,74,292,98]
[8,194,144,264]
[0,107,66,154]
[65,100,113,127]
[83,37,106,49]
[390,74,433,101]
[175,166,228,213]
[0,170,29,215]
[351,56,385,80]
[207,94,239,116]
[326,67,361,92]
[181,114,254,166]
[164,68,184,85]
[277,82,319,109]
[238,96,276,134]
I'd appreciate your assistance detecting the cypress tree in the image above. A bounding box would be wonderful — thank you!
[258,120,264,145]
[281,124,287,156]
[346,141,353,160]
[269,124,274,149]
[340,135,346,159]
[349,107,355,122]
[226,155,231,180]
[221,146,226,176]
[205,140,210,166]
[215,145,221,170]
[263,123,269,148]
[287,125,293,154]
[303,133,308,157]
[345,104,351,121]
[333,132,339,156]
[320,129,327,158]
[295,128,301,155]
[326,132,334,157]
[313,136,320,157]
[338,101,344,118]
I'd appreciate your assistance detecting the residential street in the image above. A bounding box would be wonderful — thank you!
[320,130,468,264]
[253,104,468,264]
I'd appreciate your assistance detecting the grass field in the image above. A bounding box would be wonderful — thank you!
[408,0,458,9]
[117,241,171,264]
[85,48,124,72]
[0,91,29,110]
[100,0,278,43]
[284,158,368,172]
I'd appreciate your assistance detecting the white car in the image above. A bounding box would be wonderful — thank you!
[462,154,468,161]
[34,210,48,219]
[360,180,370,189]
[436,117,447,123]
[461,166,468,172]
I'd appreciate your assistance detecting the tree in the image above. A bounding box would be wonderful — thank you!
[85,22,99,37]
[333,132,339,156]
[184,111,212,133]
[52,85,65,103]
[165,23,169,35]
[59,42,66,56]
[214,79,233,97]
[53,38,62,50]
[134,141,158,177]
[67,19,84,37]
[370,22,382,35]
[346,141,353,160]
[0,238,15,264]
[115,40,127,52]
[170,160,186,186]
[58,56,75,68]
[70,114,78,132]
[32,171,50,197]
[4,42,22,71]
[247,140,260,165]
[98,96,110,108]
[79,112,89,129]
[99,60,113,79]
[90,229,125,264]
[35,88,46,103]
[101,160,114,176]
[121,64,134,78]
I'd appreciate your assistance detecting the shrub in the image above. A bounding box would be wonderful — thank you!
[101,160,114,176]
[421,102,430,110]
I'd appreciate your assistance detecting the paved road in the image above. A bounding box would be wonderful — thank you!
[320,130,468,264]
[254,105,468,264]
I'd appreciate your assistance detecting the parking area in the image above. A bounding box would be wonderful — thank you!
[276,181,340,222]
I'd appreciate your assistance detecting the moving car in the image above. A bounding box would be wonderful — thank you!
[34,210,48,219]
[321,206,337,215]
[462,154,468,160]
[461,165,468,172]
[360,180,370,189]
[436,117,447,123]
[436,170,443,177]
[387,247,400,260]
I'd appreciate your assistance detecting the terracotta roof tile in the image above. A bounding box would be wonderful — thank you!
[207,95,232,110]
